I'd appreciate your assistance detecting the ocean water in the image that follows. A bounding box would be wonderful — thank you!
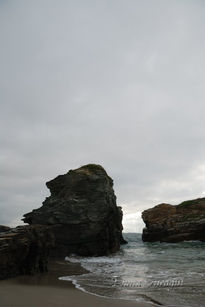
[59,233,205,306]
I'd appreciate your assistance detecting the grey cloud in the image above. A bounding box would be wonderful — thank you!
[1,0,205,230]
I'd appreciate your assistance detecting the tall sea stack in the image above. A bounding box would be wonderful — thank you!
[23,164,126,257]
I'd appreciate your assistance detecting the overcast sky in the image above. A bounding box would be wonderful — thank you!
[1,0,205,232]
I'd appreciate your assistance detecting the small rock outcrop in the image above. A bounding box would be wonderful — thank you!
[23,164,126,257]
[142,198,205,242]
[0,225,54,280]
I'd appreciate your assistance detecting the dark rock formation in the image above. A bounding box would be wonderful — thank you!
[23,164,126,257]
[0,225,54,280]
[0,225,10,232]
[142,198,205,242]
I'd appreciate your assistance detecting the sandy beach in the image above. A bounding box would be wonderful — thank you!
[0,261,154,307]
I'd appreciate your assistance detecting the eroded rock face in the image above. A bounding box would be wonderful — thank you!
[0,225,54,280]
[23,164,126,257]
[142,198,205,242]
[0,225,10,232]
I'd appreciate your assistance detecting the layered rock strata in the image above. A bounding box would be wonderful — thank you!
[142,198,205,242]
[0,225,54,280]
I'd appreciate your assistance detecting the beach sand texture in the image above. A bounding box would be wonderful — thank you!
[0,261,153,307]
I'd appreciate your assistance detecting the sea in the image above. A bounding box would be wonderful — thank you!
[59,233,205,306]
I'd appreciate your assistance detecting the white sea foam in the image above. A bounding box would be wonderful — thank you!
[65,255,121,264]
[65,255,122,274]
[59,233,205,307]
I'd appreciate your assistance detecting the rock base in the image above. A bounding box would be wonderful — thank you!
[0,225,54,280]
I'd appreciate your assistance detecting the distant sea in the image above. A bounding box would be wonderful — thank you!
[59,233,205,306]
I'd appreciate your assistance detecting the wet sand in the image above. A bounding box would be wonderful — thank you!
[0,261,154,307]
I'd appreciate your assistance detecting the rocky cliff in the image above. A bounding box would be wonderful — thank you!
[0,225,54,280]
[142,198,205,242]
[23,164,126,257]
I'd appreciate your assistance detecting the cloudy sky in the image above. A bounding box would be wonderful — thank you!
[1,0,205,232]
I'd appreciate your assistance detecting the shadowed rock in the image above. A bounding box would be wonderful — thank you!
[142,198,205,242]
[0,225,54,280]
[23,164,126,257]
[0,225,10,232]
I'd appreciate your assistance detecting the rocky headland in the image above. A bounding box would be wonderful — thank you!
[142,197,205,242]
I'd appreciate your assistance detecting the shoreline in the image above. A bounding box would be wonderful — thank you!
[0,260,155,307]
